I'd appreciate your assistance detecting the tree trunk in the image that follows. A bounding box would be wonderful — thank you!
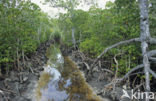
[72,27,76,49]
[22,50,25,69]
[16,47,19,71]
[139,0,151,100]
[16,38,20,71]
[38,27,41,44]
[89,1,154,100]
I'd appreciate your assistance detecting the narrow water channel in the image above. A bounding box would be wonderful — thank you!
[35,45,102,101]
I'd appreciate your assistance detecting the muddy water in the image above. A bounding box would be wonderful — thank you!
[36,45,102,101]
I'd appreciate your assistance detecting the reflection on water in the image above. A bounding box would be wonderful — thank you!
[40,74,69,101]
[36,45,101,101]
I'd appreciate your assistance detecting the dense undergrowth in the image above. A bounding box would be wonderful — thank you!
[0,0,62,73]
[58,0,156,78]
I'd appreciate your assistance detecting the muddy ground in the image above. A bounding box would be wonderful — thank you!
[0,40,53,101]
[69,51,139,101]
[0,41,136,101]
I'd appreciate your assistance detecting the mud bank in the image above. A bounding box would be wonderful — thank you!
[68,51,138,101]
[0,42,136,101]
[0,40,53,101]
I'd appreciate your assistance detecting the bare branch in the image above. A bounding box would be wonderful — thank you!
[147,50,156,57]
[149,38,156,44]
[102,64,144,87]
[83,62,90,70]
[97,38,140,59]
[149,68,156,79]
[134,82,145,91]
[91,38,140,68]
[130,72,144,76]
[101,69,114,74]
[149,57,156,62]
[120,64,144,81]
[114,54,119,81]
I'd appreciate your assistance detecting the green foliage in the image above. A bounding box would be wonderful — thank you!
[0,0,55,70]
[80,37,103,57]
[58,0,144,76]
[149,0,156,38]
[1,0,155,80]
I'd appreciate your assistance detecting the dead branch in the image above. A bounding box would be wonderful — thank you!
[120,64,144,81]
[134,82,145,91]
[147,50,156,57]
[77,50,94,61]
[0,88,17,95]
[149,38,156,44]
[91,38,140,69]
[29,66,34,73]
[149,57,156,62]
[102,64,144,92]
[114,54,119,82]
[101,68,114,74]
[129,72,144,76]
[72,50,94,62]
[149,68,156,79]
[132,75,138,89]
[72,50,93,71]
[103,65,144,87]
[83,62,90,70]
[113,54,119,91]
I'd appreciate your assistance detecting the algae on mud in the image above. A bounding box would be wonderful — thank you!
[36,45,102,101]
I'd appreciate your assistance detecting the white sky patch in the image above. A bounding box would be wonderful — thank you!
[97,0,115,8]
[31,0,115,18]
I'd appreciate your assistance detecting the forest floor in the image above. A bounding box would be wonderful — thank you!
[69,52,128,101]
[0,41,133,101]
[0,40,53,101]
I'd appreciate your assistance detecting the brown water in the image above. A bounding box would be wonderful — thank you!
[36,45,102,101]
